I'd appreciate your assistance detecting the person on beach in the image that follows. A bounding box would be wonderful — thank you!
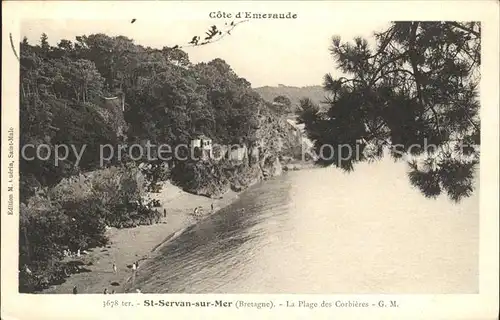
[211,203,214,211]
[136,289,142,294]
[113,263,117,273]
[111,290,116,294]
[73,286,78,294]
[132,262,137,272]
[163,209,166,218]
[103,288,108,294]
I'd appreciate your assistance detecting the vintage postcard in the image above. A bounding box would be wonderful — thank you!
[2,1,499,319]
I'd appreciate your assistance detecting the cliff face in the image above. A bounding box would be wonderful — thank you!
[96,95,127,140]
[178,108,305,198]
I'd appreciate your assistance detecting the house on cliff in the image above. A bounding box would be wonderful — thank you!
[190,134,213,161]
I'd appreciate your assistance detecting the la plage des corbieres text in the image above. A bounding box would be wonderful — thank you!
[209,11,298,19]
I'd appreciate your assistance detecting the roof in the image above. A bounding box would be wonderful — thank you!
[192,134,211,140]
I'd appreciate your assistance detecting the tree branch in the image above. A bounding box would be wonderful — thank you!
[448,22,480,38]
[372,68,415,84]
[407,22,442,136]
[179,19,249,49]
[10,33,20,62]
[364,25,396,61]
[367,53,406,87]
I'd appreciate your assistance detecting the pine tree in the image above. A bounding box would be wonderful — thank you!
[298,21,480,202]
[40,33,50,53]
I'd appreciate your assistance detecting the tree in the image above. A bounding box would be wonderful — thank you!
[40,33,50,53]
[272,95,294,113]
[273,95,291,107]
[298,21,480,202]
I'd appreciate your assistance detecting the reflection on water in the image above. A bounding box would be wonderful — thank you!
[128,160,479,294]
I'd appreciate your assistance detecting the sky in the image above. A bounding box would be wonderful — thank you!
[21,18,389,88]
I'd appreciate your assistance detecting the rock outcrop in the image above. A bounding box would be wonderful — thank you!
[178,109,310,198]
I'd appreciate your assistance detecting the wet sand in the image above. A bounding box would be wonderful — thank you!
[41,181,239,294]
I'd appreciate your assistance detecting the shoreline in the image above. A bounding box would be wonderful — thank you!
[40,180,240,294]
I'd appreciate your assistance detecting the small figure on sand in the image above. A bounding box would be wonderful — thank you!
[103,288,108,294]
[73,286,78,294]
[111,290,116,294]
[76,249,81,257]
[211,203,214,211]
[132,262,137,272]
[112,263,117,274]
[136,260,140,268]
[136,289,142,294]
[163,209,167,218]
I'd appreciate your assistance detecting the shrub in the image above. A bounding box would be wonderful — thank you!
[171,160,230,197]
[140,161,170,192]
[60,199,109,250]
[19,203,72,292]
[18,165,155,292]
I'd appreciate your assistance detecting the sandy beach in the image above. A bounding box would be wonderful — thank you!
[41,181,239,294]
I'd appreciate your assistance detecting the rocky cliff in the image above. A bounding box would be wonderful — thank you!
[176,109,294,198]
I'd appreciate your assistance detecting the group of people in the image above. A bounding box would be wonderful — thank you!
[63,248,88,258]
[112,260,140,274]
[103,288,116,294]
[72,260,141,294]
[72,286,119,294]
[193,203,215,216]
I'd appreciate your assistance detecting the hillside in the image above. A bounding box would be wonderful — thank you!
[253,84,328,111]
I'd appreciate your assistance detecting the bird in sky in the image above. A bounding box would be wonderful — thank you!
[131,19,136,24]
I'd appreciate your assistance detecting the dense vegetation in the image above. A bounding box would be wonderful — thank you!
[297,21,481,202]
[20,34,264,194]
[19,33,299,292]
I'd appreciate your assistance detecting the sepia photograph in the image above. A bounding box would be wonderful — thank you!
[17,17,482,295]
[2,1,499,319]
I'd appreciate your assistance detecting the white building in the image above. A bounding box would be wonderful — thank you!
[190,134,212,160]
[190,134,212,150]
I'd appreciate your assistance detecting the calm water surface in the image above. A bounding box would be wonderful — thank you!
[128,160,479,293]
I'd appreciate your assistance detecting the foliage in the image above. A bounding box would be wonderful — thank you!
[254,85,329,112]
[20,33,270,194]
[297,21,480,201]
[140,161,171,192]
[171,160,230,197]
[273,95,291,106]
[19,166,159,292]
[18,30,296,292]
